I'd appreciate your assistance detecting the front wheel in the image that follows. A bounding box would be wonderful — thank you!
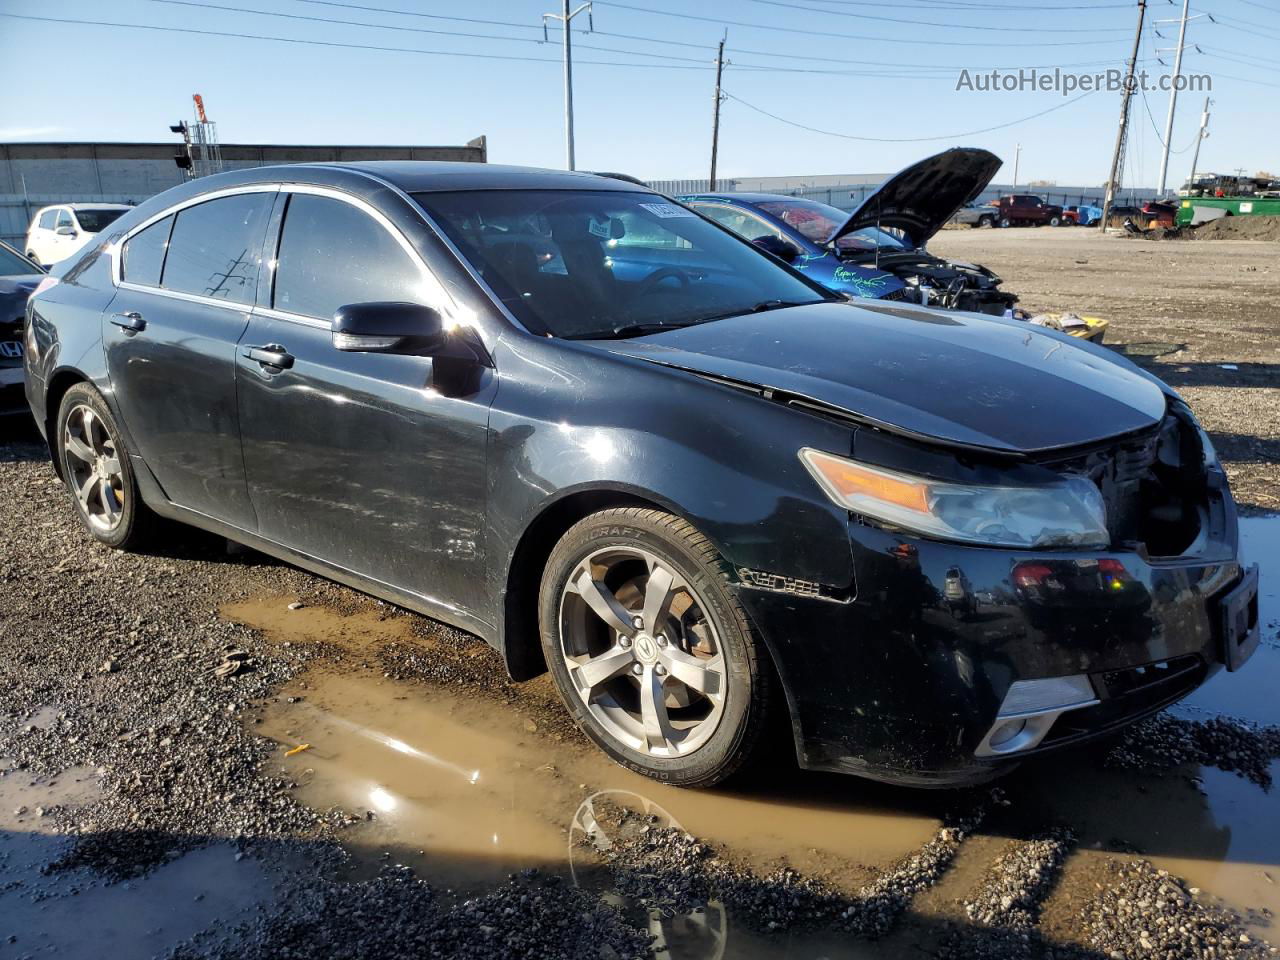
[56,383,156,550]
[1049,216,1062,227]
[539,507,774,787]
[978,215,994,228]
[999,217,1012,229]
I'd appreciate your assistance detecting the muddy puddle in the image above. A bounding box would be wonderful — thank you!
[223,529,1280,955]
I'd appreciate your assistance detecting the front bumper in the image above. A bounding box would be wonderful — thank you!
[735,493,1251,787]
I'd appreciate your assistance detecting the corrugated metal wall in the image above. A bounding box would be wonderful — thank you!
[0,140,487,248]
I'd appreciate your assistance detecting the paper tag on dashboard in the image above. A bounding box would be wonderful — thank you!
[640,202,695,219]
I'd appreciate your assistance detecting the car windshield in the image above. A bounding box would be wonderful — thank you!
[753,198,909,253]
[415,189,831,339]
[73,208,127,233]
[0,245,37,276]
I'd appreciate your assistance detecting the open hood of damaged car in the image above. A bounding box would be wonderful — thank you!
[830,147,1002,250]
[595,302,1167,456]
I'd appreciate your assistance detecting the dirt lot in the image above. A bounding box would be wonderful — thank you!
[931,227,1280,512]
[1,228,1278,960]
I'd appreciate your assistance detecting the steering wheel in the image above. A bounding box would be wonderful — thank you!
[634,266,692,299]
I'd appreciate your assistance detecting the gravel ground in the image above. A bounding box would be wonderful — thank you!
[1079,859,1274,960]
[1103,712,1280,789]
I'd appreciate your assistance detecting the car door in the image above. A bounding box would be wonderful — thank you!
[104,187,275,528]
[51,208,79,263]
[30,209,57,262]
[236,187,495,622]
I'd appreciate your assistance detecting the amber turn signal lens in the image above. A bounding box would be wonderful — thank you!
[800,449,931,515]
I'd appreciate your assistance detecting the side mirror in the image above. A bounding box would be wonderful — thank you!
[331,301,446,355]
[751,235,801,264]
[56,225,76,236]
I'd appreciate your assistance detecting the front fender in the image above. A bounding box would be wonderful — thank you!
[485,334,859,598]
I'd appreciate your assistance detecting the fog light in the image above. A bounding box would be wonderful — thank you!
[975,673,1100,758]
[987,718,1027,749]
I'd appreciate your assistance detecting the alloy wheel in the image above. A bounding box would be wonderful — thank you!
[558,546,727,759]
[62,403,126,532]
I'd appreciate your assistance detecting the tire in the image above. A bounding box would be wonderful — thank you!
[55,383,156,550]
[999,217,1012,229]
[539,507,774,787]
[1049,216,1062,227]
[978,215,994,228]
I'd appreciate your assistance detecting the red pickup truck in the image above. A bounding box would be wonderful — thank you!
[993,194,1064,227]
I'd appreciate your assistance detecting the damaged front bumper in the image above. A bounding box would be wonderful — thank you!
[732,450,1256,788]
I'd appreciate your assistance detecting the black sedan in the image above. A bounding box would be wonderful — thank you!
[0,240,45,415]
[23,163,1259,787]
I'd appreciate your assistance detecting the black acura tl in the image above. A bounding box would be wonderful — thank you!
[23,163,1260,788]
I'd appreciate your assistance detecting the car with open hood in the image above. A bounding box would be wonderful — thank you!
[0,240,45,415]
[681,148,1025,316]
[24,162,1258,788]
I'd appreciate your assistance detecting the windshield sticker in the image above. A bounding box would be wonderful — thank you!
[588,216,613,239]
[640,202,696,219]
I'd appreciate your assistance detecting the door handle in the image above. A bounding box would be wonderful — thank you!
[110,311,146,333]
[241,344,294,370]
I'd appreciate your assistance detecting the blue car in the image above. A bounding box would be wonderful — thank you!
[680,147,1019,316]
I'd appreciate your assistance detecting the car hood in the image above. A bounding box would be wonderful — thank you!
[831,147,1002,250]
[595,302,1167,455]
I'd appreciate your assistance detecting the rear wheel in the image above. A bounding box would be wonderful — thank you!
[1049,216,1062,226]
[999,217,1012,228]
[539,507,773,787]
[56,383,155,550]
[978,215,994,228]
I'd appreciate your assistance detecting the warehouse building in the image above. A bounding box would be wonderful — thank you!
[0,137,487,249]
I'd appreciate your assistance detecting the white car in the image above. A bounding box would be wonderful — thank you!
[25,203,132,266]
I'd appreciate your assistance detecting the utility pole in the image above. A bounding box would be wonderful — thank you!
[709,34,727,190]
[1155,0,1192,195]
[1012,143,1022,190]
[1186,96,1211,194]
[543,1,593,171]
[1101,0,1147,231]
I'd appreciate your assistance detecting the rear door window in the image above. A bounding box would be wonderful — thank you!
[38,210,56,230]
[122,215,174,287]
[161,193,272,304]
[272,193,427,320]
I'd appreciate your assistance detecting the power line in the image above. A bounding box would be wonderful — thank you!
[741,0,1132,31]
[590,0,1127,45]
[118,0,1147,80]
[0,12,712,69]
[721,87,1096,142]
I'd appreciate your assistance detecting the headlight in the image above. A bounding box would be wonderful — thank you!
[799,448,1109,549]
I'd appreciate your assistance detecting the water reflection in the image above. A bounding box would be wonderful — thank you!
[570,790,729,960]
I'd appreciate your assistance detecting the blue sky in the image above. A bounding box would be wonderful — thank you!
[0,0,1276,188]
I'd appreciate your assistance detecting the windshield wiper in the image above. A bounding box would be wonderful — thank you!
[573,299,826,340]
[701,298,826,322]
[573,320,705,340]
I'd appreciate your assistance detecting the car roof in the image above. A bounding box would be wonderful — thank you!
[34,202,133,213]
[316,161,654,194]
